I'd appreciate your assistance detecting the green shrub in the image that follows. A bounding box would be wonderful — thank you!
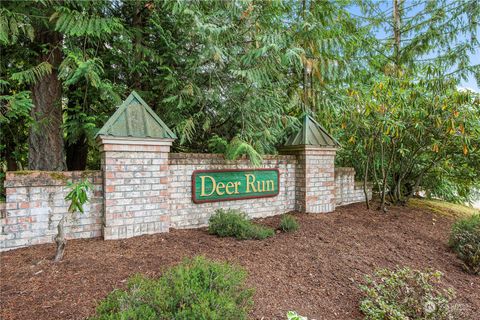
[208,209,274,240]
[359,267,466,320]
[279,214,299,232]
[91,256,254,320]
[449,214,480,275]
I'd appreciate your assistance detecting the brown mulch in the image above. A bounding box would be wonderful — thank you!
[1,202,479,320]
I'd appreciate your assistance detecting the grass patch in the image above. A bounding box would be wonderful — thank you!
[279,214,299,233]
[208,209,274,240]
[409,198,479,219]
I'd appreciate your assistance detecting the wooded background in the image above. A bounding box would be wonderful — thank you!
[1,0,479,206]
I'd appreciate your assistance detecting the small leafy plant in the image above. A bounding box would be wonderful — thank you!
[287,311,308,320]
[449,214,480,275]
[208,209,274,240]
[279,214,299,233]
[359,267,466,320]
[55,179,92,262]
[65,179,93,213]
[90,256,254,320]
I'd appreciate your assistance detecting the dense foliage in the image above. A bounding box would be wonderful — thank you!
[208,208,274,240]
[1,0,479,205]
[91,256,253,320]
[449,214,480,274]
[359,267,466,319]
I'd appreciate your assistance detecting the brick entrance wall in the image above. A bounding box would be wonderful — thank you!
[1,145,371,251]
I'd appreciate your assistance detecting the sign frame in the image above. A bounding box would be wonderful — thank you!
[191,168,280,204]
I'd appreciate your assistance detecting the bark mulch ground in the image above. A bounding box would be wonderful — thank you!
[1,202,479,320]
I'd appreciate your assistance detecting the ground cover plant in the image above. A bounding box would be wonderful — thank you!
[449,214,480,275]
[279,214,299,233]
[90,256,253,320]
[208,209,274,240]
[359,267,465,320]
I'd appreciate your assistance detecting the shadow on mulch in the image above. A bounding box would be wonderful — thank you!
[1,202,479,320]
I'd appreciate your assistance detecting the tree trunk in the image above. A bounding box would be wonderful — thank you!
[380,141,395,212]
[29,27,65,171]
[393,0,402,68]
[364,152,371,209]
[54,215,66,262]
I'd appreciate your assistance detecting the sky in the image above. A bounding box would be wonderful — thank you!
[346,1,479,92]
[460,52,479,92]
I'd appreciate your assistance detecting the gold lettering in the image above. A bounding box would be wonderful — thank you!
[225,182,235,195]
[216,182,226,195]
[235,182,241,194]
[245,174,257,193]
[266,180,274,192]
[257,180,265,192]
[200,176,216,196]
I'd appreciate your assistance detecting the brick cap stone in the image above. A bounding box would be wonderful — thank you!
[4,170,102,187]
[278,145,338,154]
[335,167,355,174]
[97,135,174,146]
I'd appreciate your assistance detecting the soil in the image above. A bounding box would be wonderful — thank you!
[1,202,479,320]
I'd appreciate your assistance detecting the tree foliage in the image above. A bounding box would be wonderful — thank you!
[1,0,479,205]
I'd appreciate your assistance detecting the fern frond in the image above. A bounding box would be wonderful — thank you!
[59,51,104,88]
[51,7,122,38]
[10,62,53,85]
[208,135,228,154]
[0,9,34,45]
[225,137,263,167]
[176,117,196,145]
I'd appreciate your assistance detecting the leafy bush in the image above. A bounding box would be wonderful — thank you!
[359,267,466,320]
[279,214,299,233]
[208,209,274,240]
[91,256,254,320]
[449,214,480,275]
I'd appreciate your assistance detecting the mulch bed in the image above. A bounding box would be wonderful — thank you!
[1,202,479,320]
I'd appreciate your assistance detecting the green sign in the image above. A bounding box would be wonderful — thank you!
[192,169,279,203]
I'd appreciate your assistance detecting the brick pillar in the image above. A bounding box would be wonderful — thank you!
[98,136,173,240]
[282,146,337,213]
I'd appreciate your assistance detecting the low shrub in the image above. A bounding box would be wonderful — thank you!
[90,256,254,320]
[359,267,466,320]
[279,214,299,233]
[208,209,274,240]
[449,214,480,275]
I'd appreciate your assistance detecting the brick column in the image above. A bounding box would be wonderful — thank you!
[98,136,173,240]
[282,146,337,213]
